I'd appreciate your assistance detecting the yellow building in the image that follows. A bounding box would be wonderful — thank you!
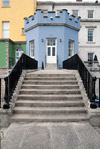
[0,0,37,41]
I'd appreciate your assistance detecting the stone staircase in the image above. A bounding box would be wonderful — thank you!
[11,70,89,123]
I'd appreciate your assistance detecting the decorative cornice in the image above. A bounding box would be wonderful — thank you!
[0,38,26,44]
[37,1,100,6]
[25,23,80,32]
[79,45,100,48]
[85,26,97,28]
[14,41,26,44]
[81,19,100,22]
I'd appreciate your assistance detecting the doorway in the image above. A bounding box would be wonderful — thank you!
[46,38,57,63]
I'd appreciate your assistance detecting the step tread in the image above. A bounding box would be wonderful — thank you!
[25,76,76,78]
[22,84,79,87]
[14,106,87,111]
[11,114,89,122]
[16,100,84,104]
[11,114,88,118]
[17,94,82,98]
[23,80,77,82]
[20,89,80,91]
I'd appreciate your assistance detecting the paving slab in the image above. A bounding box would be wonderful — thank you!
[73,123,100,149]
[1,122,100,149]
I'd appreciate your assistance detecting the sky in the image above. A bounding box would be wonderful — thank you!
[38,0,99,2]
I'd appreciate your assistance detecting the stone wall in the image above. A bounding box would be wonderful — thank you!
[0,69,7,107]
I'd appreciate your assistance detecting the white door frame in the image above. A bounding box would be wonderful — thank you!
[46,38,57,64]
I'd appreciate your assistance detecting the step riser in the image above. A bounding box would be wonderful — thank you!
[15,103,84,107]
[19,90,81,95]
[21,86,79,89]
[11,118,89,123]
[26,74,75,77]
[23,81,78,85]
[14,110,87,115]
[17,96,83,101]
[24,78,76,81]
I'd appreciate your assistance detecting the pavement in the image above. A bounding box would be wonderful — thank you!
[1,122,100,149]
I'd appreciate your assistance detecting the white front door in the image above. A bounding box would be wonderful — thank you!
[47,38,57,63]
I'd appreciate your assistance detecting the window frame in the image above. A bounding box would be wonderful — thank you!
[42,10,48,17]
[29,40,35,58]
[2,0,10,7]
[88,52,94,62]
[22,28,25,35]
[68,40,74,57]
[88,10,94,19]
[72,10,78,17]
[88,29,94,42]
[56,10,61,17]
[2,22,10,38]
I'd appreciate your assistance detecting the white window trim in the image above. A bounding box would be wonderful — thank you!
[87,28,95,43]
[72,10,79,17]
[2,0,10,7]
[88,52,94,62]
[30,40,35,58]
[2,22,10,38]
[56,10,61,17]
[88,10,94,19]
[68,40,74,58]
[42,10,48,17]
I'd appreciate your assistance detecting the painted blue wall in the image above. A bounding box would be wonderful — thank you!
[24,9,80,68]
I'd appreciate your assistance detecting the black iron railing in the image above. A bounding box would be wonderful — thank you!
[63,54,99,108]
[3,54,38,109]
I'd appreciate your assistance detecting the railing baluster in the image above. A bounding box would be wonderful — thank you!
[0,78,1,108]
[3,53,38,109]
[63,54,97,108]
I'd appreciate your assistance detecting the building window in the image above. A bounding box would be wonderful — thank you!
[72,10,78,17]
[43,10,48,17]
[2,0,10,7]
[30,40,35,58]
[22,28,25,35]
[88,10,94,18]
[88,53,94,62]
[56,10,60,17]
[2,22,10,38]
[88,29,93,42]
[68,40,74,57]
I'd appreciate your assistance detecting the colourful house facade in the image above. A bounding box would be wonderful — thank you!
[0,0,37,41]
[24,9,80,69]
[0,39,26,69]
[0,0,37,69]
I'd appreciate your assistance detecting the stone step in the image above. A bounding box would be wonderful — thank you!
[26,73,75,77]
[24,77,76,81]
[23,80,78,85]
[21,84,79,89]
[13,107,87,115]
[15,100,85,107]
[17,94,83,101]
[11,114,89,123]
[45,64,58,70]
[19,89,81,95]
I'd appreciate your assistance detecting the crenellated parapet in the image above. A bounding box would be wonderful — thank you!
[24,9,80,32]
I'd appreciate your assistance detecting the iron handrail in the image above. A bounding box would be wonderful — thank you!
[63,54,97,106]
[3,53,38,109]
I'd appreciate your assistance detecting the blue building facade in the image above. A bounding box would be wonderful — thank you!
[24,9,80,69]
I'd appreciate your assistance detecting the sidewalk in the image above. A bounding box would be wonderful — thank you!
[1,122,100,149]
